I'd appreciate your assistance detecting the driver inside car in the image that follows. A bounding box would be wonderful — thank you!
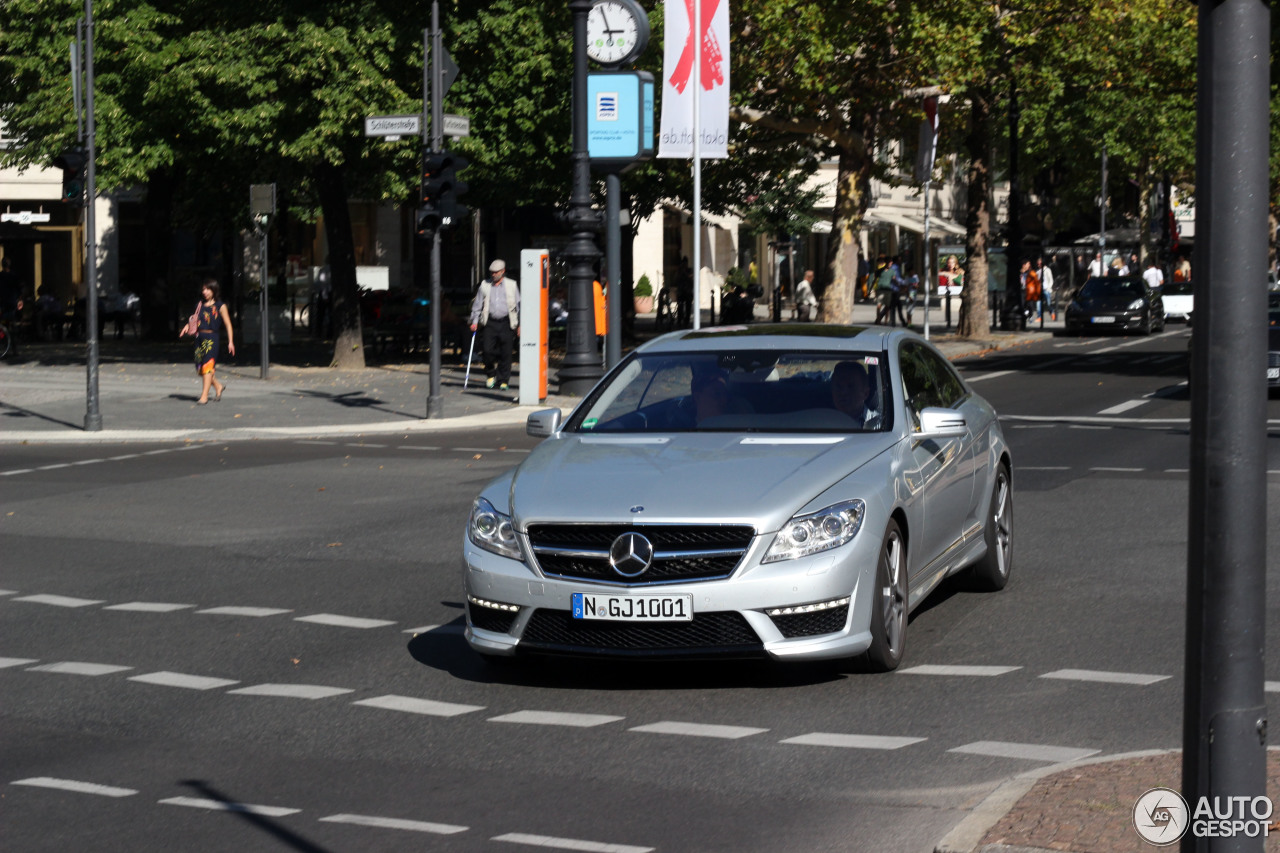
[831,360,882,430]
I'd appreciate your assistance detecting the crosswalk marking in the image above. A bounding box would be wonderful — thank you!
[104,602,196,612]
[294,613,397,630]
[354,695,485,717]
[195,606,292,617]
[0,657,38,668]
[492,832,653,853]
[488,710,624,728]
[28,661,132,676]
[628,721,768,740]
[899,665,1021,677]
[949,741,1099,763]
[12,594,105,608]
[159,796,301,817]
[1097,400,1147,415]
[128,671,240,691]
[13,777,138,798]
[780,733,925,750]
[226,683,354,700]
[1040,669,1170,686]
[319,813,468,834]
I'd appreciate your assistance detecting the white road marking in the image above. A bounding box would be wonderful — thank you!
[396,445,441,451]
[489,711,624,728]
[898,665,1022,677]
[0,469,36,475]
[0,589,16,595]
[1097,400,1148,415]
[1040,669,1170,686]
[28,662,132,676]
[404,624,440,634]
[502,448,531,453]
[404,623,463,635]
[294,613,397,630]
[1266,682,1280,693]
[38,463,73,470]
[129,671,240,691]
[456,447,495,452]
[963,370,1016,383]
[345,442,386,448]
[141,449,176,455]
[492,832,653,853]
[1010,424,1056,429]
[780,733,926,750]
[195,606,292,617]
[104,602,197,612]
[1165,468,1190,474]
[159,796,300,817]
[0,657,38,668]
[1069,424,1111,430]
[72,459,103,466]
[13,777,138,797]
[949,741,1099,763]
[227,683,354,700]
[1090,467,1144,473]
[108,454,140,460]
[296,440,338,445]
[12,594,105,608]
[319,813,468,834]
[628,721,768,740]
[1018,466,1070,471]
[354,695,484,717]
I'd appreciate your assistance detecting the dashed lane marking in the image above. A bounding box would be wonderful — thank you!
[319,813,468,835]
[628,721,769,740]
[12,777,138,798]
[194,606,293,617]
[354,694,485,717]
[104,602,197,612]
[27,661,132,676]
[226,683,354,700]
[1039,669,1171,686]
[488,711,624,728]
[1097,400,1148,415]
[1017,466,1070,471]
[128,671,240,691]
[948,741,1100,763]
[898,665,1022,677]
[779,733,926,750]
[395,445,441,451]
[0,589,18,595]
[1090,467,1145,473]
[962,370,1017,383]
[12,594,105,608]
[0,445,207,477]
[294,613,397,630]
[0,657,38,668]
[159,796,301,817]
[492,832,654,853]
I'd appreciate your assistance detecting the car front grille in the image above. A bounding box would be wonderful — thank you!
[467,602,519,634]
[769,604,850,638]
[525,523,755,586]
[519,609,764,658]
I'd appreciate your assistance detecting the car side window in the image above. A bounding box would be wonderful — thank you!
[899,343,941,430]
[920,347,967,407]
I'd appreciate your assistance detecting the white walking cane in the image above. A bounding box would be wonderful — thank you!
[463,330,477,389]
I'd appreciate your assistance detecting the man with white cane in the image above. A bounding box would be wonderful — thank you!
[468,259,520,392]
[462,328,477,389]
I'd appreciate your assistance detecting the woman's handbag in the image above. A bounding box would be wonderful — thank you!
[180,301,200,337]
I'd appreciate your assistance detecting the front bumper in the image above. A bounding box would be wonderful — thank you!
[461,536,876,662]
[1064,311,1146,332]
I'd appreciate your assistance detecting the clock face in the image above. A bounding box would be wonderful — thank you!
[587,0,644,66]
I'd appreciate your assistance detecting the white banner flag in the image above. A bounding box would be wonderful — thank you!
[658,0,730,159]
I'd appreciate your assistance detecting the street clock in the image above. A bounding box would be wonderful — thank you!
[586,0,649,68]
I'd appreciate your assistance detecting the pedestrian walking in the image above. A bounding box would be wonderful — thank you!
[1142,258,1164,290]
[1020,260,1042,322]
[178,278,235,405]
[794,269,818,321]
[1036,257,1055,320]
[1088,251,1105,278]
[469,259,520,392]
[873,256,895,325]
[0,257,25,355]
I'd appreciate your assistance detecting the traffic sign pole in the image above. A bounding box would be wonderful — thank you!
[426,0,444,418]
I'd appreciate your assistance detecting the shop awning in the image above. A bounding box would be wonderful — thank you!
[867,208,966,237]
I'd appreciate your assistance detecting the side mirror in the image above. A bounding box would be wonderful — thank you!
[916,407,967,439]
[526,408,562,437]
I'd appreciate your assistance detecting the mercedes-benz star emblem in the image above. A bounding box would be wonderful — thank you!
[609,532,655,577]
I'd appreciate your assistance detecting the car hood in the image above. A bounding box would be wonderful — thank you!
[508,432,899,533]
[1075,295,1144,312]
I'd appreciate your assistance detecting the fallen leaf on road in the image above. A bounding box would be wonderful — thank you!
[473,454,483,460]
[327,542,342,547]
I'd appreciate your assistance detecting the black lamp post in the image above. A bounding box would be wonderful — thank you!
[558,0,604,396]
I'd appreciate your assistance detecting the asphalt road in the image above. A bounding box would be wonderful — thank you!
[3,324,1279,853]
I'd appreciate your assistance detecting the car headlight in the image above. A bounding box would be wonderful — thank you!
[468,497,523,561]
[1128,299,1145,310]
[762,499,865,564]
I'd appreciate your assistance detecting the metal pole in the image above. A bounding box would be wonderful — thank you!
[82,0,100,431]
[691,0,702,330]
[259,226,269,380]
[559,0,603,395]
[1182,2,1270,849]
[605,172,622,369]
[426,6,445,418]
[1008,78,1023,327]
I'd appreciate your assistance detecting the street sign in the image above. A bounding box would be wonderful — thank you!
[1,211,52,224]
[443,114,471,138]
[365,115,423,137]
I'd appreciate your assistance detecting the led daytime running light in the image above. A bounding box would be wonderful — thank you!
[468,595,521,613]
[766,597,851,617]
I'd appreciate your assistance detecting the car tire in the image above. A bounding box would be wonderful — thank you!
[968,463,1013,591]
[865,519,908,672]
[1139,313,1152,336]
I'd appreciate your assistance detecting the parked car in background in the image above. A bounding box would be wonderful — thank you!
[1161,279,1194,323]
[1064,276,1165,336]
[462,325,1014,672]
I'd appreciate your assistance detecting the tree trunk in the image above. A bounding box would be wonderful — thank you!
[960,89,993,338]
[314,162,365,369]
[1137,156,1154,265]
[820,149,871,325]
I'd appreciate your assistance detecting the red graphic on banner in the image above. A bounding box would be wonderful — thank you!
[669,0,724,94]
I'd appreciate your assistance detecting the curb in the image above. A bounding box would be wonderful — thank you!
[933,749,1178,853]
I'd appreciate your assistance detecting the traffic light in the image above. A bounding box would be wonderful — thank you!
[418,150,470,237]
[52,148,87,206]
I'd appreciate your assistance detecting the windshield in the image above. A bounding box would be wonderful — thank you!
[566,350,892,434]
[1080,276,1146,299]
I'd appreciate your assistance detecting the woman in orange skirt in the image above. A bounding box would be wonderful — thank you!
[181,278,235,405]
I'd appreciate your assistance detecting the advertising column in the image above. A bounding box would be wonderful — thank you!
[519,249,549,406]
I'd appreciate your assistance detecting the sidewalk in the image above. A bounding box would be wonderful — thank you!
[0,298,1057,444]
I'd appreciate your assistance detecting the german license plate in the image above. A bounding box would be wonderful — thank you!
[1268,367,1279,380]
[572,592,693,622]
[1091,316,1116,324]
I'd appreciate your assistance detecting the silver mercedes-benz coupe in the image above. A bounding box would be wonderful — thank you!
[462,324,1013,671]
